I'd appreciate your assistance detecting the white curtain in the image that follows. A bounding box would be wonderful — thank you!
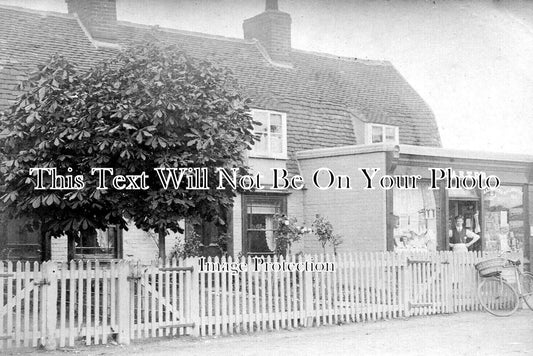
[247,203,278,252]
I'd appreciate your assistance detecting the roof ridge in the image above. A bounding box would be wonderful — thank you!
[117,20,255,45]
[117,20,294,68]
[0,6,395,67]
[291,48,391,66]
[0,4,73,20]
[118,20,390,66]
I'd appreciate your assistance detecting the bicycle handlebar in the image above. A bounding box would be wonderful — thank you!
[507,259,521,267]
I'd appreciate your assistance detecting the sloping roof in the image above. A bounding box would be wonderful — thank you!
[0,5,441,173]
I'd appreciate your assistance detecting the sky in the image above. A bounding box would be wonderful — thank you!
[1,0,532,155]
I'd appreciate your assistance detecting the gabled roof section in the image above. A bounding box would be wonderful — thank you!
[0,5,442,172]
[0,6,113,70]
[0,5,114,114]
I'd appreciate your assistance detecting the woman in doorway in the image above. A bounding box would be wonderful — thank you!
[449,214,480,252]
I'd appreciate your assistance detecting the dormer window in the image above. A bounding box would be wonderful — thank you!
[250,109,287,159]
[365,124,399,144]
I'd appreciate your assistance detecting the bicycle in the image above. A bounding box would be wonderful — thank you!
[475,257,533,317]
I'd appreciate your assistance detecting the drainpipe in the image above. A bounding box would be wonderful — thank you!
[385,145,400,251]
[526,163,533,271]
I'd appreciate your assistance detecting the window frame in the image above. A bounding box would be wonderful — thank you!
[241,193,288,255]
[365,123,399,144]
[249,109,288,159]
[73,226,122,260]
[0,218,41,261]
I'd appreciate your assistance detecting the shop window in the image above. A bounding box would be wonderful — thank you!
[393,181,438,251]
[366,124,399,144]
[482,186,524,253]
[74,227,119,259]
[243,194,286,255]
[249,109,287,158]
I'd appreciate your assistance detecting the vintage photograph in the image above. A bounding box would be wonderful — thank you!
[0,0,532,355]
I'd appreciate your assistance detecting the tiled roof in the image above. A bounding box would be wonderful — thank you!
[0,5,441,173]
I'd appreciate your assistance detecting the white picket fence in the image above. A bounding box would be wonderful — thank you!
[0,251,513,350]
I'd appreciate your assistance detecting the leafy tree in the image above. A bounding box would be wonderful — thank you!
[0,42,257,260]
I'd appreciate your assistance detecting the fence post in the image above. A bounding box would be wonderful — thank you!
[189,257,201,337]
[303,255,314,327]
[445,252,453,313]
[41,261,58,350]
[401,255,411,318]
[116,261,131,345]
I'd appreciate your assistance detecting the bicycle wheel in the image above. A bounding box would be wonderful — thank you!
[520,272,533,311]
[478,277,519,317]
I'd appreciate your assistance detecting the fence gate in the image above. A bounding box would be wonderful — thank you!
[0,261,43,350]
[406,253,454,316]
[128,259,197,341]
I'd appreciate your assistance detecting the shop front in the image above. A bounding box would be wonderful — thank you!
[391,145,532,266]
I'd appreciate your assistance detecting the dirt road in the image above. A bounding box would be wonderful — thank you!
[7,310,533,356]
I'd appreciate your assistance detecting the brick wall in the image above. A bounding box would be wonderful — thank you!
[287,189,305,254]
[51,236,68,262]
[66,0,117,41]
[243,10,291,63]
[51,223,182,264]
[298,151,388,254]
[122,223,181,264]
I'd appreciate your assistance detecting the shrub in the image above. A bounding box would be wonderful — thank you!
[312,215,343,255]
[274,214,311,256]
[170,230,201,259]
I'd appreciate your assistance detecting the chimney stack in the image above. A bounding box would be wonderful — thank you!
[66,0,118,42]
[265,0,279,11]
[243,0,291,63]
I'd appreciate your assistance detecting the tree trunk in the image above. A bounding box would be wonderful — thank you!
[158,228,166,261]
[67,233,76,261]
[40,229,51,261]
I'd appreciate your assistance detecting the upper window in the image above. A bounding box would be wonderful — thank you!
[365,124,399,144]
[250,109,287,158]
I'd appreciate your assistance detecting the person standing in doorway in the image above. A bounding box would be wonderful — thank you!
[449,214,480,252]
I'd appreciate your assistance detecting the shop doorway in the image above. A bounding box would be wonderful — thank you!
[448,199,482,252]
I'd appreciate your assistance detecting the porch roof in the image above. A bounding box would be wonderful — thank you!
[296,143,533,165]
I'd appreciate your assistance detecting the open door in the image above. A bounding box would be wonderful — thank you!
[448,199,482,252]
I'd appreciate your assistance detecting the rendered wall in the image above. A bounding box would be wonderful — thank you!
[298,151,388,254]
